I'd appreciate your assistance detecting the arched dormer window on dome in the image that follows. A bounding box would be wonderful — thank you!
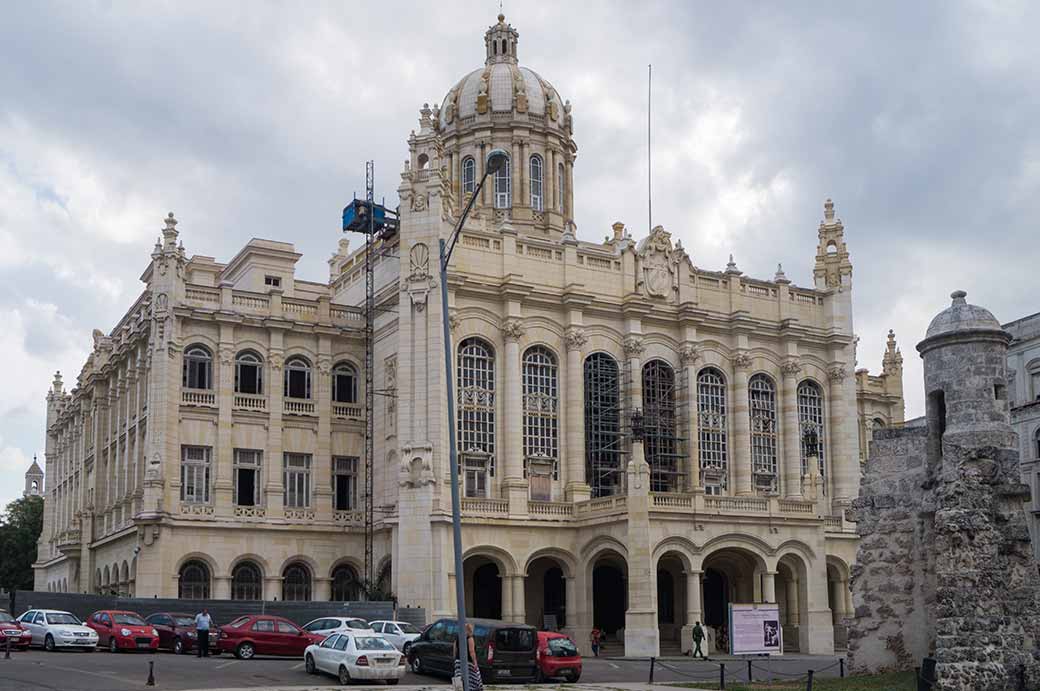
[462,156,476,195]
[529,155,544,211]
[494,154,511,209]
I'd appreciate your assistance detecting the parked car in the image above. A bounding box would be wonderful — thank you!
[407,617,538,683]
[369,620,422,654]
[144,612,220,655]
[301,617,374,637]
[535,631,581,683]
[217,614,324,659]
[17,609,98,651]
[305,631,407,685]
[0,609,33,650]
[85,610,160,653]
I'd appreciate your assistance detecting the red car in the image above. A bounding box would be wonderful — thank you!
[86,610,160,653]
[217,615,324,660]
[0,610,32,650]
[535,631,581,683]
[144,612,220,655]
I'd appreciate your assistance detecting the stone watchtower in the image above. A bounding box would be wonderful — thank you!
[24,456,44,497]
[850,291,1040,690]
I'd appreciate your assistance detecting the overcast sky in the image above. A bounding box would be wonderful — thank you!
[1,1,1038,507]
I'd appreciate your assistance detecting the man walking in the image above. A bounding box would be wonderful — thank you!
[589,627,601,657]
[194,608,212,658]
[691,621,706,660]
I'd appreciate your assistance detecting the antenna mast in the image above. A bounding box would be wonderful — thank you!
[648,63,652,234]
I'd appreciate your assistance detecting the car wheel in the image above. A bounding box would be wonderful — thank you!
[566,672,581,683]
[236,642,255,660]
[402,642,411,656]
[409,653,423,674]
[305,654,316,675]
[173,638,184,655]
[109,638,119,654]
[338,665,351,685]
[535,668,545,683]
[44,635,55,652]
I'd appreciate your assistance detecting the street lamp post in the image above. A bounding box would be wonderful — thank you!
[439,149,508,691]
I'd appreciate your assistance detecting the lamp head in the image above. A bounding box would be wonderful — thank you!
[486,149,509,174]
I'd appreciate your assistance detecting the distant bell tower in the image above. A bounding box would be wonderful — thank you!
[24,455,44,497]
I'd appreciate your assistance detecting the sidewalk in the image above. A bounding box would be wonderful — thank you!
[202,686,698,691]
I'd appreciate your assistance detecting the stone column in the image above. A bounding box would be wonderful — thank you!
[780,360,802,498]
[548,149,557,212]
[731,353,752,495]
[786,577,800,626]
[827,365,854,506]
[502,319,528,514]
[215,334,235,516]
[763,571,777,603]
[263,576,281,601]
[680,344,701,491]
[501,574,513,622]
[564,574,577,631]
[680,570,703,654]
[316,577,332,602]
[512,575,526,624]
[511,141,522,207]
[315,338,334,521]
[565,157,574,218]
[564,328,589,501]
[266,338,286,516]
[214,576,231,600]
[624,439,660,657]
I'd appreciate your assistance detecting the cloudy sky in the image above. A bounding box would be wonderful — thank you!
[1,0,1038,507]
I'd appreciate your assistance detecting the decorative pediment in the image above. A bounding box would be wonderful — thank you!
[635,225,686,301]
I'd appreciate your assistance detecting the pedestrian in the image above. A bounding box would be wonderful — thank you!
[452,623,483,691]
[194,608,212,658]
[691,621,707,660]
[590,627,601,657]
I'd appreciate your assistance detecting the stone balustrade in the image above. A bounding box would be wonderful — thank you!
[233,393,267,412]
[461,497,509,516]
[182,282,363,326]
[283,398,316,416]
[528,500,574,519]
[181,389,216,407]
[332,404,364,419]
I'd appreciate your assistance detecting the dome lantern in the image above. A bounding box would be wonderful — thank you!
[485,14,518,65]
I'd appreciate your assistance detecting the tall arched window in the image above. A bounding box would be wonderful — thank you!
[1034,427,1040,459]
[748,374,778,492]
[557,162,565,213]
[282,562,312,601]
[585,353,622,498]
[332,362,358,403]
[798,380,826,478]
[235,351,263,394]
[231,561,262,601]
[642,360,679,492]
[178,560,210,600]
[697,368,728,494]
[330,564,360,601]
[462,157,476,195]
[494,154,511,208]
[284,356,312,399]
[183,346,212,389]
[529,154,544,211]
[458,338,496,497]
[523,346,558,498]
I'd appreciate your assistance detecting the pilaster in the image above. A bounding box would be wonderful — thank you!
[624,440,659,657]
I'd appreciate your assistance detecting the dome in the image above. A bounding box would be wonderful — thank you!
[924,290,1003,339]
[438,14,569,133]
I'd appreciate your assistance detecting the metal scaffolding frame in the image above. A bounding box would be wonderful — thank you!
[584,352,627,498]
[641,359,686,493]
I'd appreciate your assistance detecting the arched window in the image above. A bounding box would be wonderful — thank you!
[235,351,263,395]
[284,356,312,399]
[584,353,622,498]
[178,560,210,600]
[557,162,565,213]
[183,346,212,390]
[798,380,826,478]
[231,561,262,601]
[529,155,544,211]
[697,368,728,494]
[332,362,358,403]
[458,339,495,497]
[1034,427,1040,459]
[523,346,558,498]
[330,564,360,601]
[748,374,778,492]
[462,157,476,195]
[643,360,679,492]
[282,562,312,601]
[494,154,511,209]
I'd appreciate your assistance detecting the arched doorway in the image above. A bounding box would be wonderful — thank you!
[656,553,687,647]
[524,556,568,629]
[464,556,502,620]
[776,553,810,653]
[701,547,766,651]
[702,568,729,628]
[178,560,211,600]
[827,559,851,650]
[591,551,627,648]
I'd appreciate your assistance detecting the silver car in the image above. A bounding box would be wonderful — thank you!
[18,609,98,651]
[368,620,422,654]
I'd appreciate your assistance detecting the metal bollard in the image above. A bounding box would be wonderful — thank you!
[747,659,752,682]
[806,669,814,691]
[648,656,655,684]
[146,660,155,686]
[840,658,845,678]
[5,635,10,659]
[720,662,726,690]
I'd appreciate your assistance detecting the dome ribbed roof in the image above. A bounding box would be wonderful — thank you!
[924,290,1003,339]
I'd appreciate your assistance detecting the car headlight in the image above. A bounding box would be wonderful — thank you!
[152,629,159,637]
[120,628,131,637]
[57,629,72,636]
[187,631,197,638]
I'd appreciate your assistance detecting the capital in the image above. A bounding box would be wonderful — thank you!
[732,351,752,370]
[780,359,802,377]
[502,319,525,342]
[679,343,700,366]
[828,365,847,382]
[564,328,588,351]
[622,336,644,358]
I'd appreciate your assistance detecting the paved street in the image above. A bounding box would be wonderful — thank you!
[0,648,847,690]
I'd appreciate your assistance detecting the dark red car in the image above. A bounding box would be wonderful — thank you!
[0,610,32,650]
[144,612,220,655]
[86,610,160,653]
[217,615,324,660]
[535,631,581,683]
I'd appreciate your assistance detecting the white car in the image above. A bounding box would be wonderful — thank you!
[368,620,422,653]
[305,631,406,685]
[17,609,98,651]
[301,617,374,637]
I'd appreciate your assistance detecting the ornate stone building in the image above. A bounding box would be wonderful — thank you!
[34,15,902,655]
[1005,311,1040,560]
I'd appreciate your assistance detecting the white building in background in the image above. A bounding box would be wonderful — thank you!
[1006,311,1040,560]
[34,15,903,655]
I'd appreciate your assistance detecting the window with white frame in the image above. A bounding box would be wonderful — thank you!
[462,156,476,195]
[529,154,544,211]
[332,362,358,403]
[557,162,565,213]
[333,456,358,511]
[233,449,262,507]
[523,346,558,485]
[180,446,211,504]
[493,154,511,208]
[283,453,312,508]
[748,374,778,491]
[458,338,495,477]
[235,351,263,395]
[798,380,826,478]
[182,346,212,389]
[697,368,728,493]
[284,356,312,399]
[463,455,489,498]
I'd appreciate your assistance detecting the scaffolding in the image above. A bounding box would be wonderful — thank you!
[584,353,627,498]
[641,360,687,493]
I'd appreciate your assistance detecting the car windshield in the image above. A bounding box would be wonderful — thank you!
[173,616,195,626]
[47,613,80,625]
[114,614,146,625]
[226,616,250,629]
[346,620,370,630]
[0,612,14,623]
[354,636,396,651]
[548,637,579,657]
[397,623,421,634]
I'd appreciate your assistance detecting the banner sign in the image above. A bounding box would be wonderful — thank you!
[728,603,783,656]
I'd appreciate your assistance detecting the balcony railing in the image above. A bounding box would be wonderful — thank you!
[705,495,769,513]
[332,404,363,420]
[334,509,365,525]
[461,497,509,516]
[233,394,267,412]
[283,399,316,416]
[529,501,574,519]
[181,390,216,407]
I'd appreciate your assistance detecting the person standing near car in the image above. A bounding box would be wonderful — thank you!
[194,609,212,658]
[452,623,483,691]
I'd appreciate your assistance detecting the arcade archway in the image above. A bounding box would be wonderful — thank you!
[591,550,627,647]
[525,556,568,629]
[464,555,503,620]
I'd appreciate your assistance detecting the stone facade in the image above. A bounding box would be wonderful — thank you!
[849,291,1040,690]
[1005,311,1040,560]
[34,14,904,656]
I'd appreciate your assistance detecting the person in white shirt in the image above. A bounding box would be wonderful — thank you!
[194,609,212,658]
